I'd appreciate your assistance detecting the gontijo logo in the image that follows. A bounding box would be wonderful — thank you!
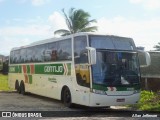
[42,63,70,75]
[44,66,63,73]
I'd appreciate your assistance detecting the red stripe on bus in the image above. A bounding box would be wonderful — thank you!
[23,65,27,73]
[30,64,34,74]
[24,74,28,83]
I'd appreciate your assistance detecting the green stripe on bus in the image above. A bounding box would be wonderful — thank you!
[9,66,20,73]
[27,65,30,74]
[28,75,32,84]
[67,63,71,75]
[9,63,71,75]
[92,84,108,91]
[18,65,22,73]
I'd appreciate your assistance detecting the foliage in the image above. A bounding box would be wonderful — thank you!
[154,42,160,51]
[130,91,160,111]
[0,74,11,91]
[54,8,97,36]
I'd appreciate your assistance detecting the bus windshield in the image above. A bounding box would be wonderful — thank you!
[92,50,140,86]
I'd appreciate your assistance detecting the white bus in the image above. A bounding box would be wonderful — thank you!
[8,32,150,107]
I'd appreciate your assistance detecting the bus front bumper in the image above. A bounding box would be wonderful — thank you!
[89,92,140,107]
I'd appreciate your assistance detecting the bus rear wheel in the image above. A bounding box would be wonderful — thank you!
[63,87,72,108]
[15,80,20,93]
[20,81,25,95]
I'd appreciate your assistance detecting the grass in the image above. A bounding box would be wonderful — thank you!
[0,74,11,91]
[129,90,160,111]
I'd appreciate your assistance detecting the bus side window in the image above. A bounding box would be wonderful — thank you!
[51,50,57,61]
[20,48,27,63]
[47,39,72,61]
[26,47,34,63]
[15,50,20,64]
[48,42,58,61]
[57,39,72,61]
[10,51,14,64]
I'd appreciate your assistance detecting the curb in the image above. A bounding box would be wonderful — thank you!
[0,90,16,93]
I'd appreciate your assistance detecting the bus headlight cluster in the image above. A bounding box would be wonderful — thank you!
[133,90,140,94]
[92,89,107,95]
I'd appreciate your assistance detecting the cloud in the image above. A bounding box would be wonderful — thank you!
[0,37,30,55]
[129,0,160,10]
[0,12,66,55]
[0,23,52,55]
[0,11,68,55]
[31,0,50,6]
[48,12,67,30]
[0,25,51,36]
[15,0,50,6]
[1,11,159,55]
[129,0,144,4]
[1,16,53,37]
[97,16,160,50]
[0,19,51,55]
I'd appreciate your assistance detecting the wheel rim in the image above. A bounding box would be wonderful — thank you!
[21,85,24,94]
[64,89,71,104]
[15,81,20,92]
[20,82,25,94]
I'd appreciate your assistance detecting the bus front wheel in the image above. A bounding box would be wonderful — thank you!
[63,87,72,108]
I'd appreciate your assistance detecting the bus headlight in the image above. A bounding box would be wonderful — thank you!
[133,90,140,94]
[92,89,107,95]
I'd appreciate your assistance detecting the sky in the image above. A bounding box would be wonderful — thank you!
[0,0,160,55]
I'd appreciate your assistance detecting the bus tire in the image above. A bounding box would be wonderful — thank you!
[63,87,72,108]
[20,81,25,95]
[15,80,20,93]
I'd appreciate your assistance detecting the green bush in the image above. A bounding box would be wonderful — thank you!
[132,90,160,111]
[0,74,11,91]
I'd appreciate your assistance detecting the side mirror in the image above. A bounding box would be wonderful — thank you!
[138,50,151,67]
[86,47,96,65]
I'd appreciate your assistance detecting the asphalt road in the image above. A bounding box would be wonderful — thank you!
[0,91,159,120]
[0,91,69,111]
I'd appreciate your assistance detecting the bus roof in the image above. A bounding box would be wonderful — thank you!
[11,32,133,51]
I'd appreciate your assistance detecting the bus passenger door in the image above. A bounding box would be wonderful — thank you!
[74,58,91,105]
[75,65,90,88]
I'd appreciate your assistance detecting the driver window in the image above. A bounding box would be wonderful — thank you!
[74,36,90,87]
[74,36,88,64]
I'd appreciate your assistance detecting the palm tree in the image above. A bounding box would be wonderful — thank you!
[154,42,160,51]
[54,8,97,36]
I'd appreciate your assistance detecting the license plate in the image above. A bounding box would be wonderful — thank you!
[116,98,125,102]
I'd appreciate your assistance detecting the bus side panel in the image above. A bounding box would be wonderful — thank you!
[9,62,92,106]
[8,73,15,89]
[24,74,61,100]
[71,81,90,106]
[8,73,24,89]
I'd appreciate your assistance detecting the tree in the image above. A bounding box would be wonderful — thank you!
[154,42,160,51]
[54,8,97,36]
